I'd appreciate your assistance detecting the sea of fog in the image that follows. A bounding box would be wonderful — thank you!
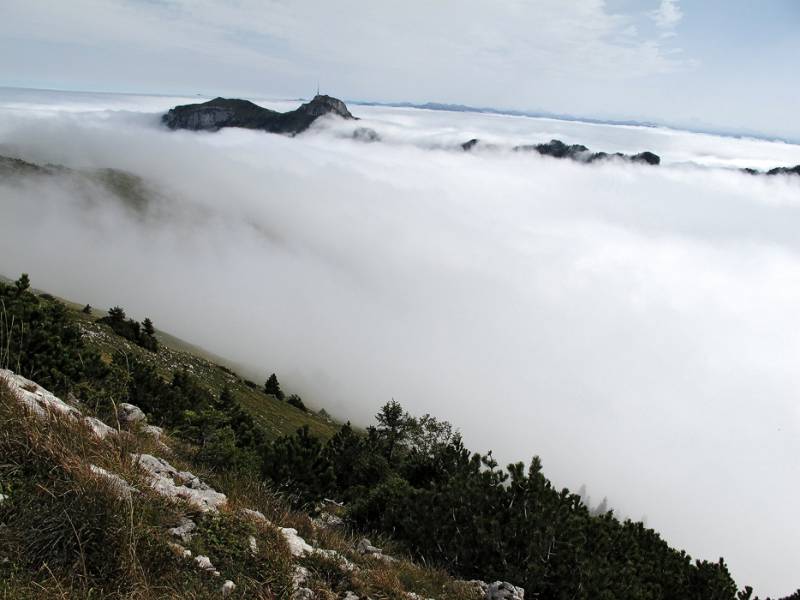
[0,87,798,595]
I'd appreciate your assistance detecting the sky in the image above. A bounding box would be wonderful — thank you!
[0,89,799,595]
[0,1,799,139]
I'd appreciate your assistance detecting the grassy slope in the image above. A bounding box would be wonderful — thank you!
[33,283,339,443]
[0,373,475,600]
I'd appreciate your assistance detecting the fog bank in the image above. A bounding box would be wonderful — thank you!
[1,90,798,595]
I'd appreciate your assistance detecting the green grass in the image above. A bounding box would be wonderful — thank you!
[19,281,339,443]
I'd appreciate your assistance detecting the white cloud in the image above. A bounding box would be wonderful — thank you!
[0,1,691,99]
[1,90,799,596]
[651,0,684,34]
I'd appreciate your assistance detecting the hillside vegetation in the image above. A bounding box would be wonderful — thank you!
[0,274,797,600]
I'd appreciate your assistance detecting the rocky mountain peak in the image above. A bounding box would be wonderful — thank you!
[297,94,354,119]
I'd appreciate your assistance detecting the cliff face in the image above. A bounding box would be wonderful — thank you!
[162,95,355,135]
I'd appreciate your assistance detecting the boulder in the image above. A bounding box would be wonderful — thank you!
[84,416,116,439]
[356,537,395,562]
[292,565,310,589]
[314,548,357,572]
[313,511,344,529]
[356,538,382,555]
[195,554,218,574]
[240,507,270,523]
[221,580,236,597]
[143,424,163,439]
[1,369,81,418]
[462,580,489,597]
[132,453,227,512]
[88,464,136,499]
[485,581,524,600]
[280,527,313,557]
[168,516,197,542]
[168,542,192,558]
[117,403,146,426]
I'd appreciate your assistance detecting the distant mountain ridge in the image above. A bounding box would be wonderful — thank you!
[162,94,355,134]
[351,99,800,145]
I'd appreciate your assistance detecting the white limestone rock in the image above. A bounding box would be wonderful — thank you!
[195,555,216,572]
[168,516,197,542]
[168,542,192,558]
[117,403,146,426]
[143,424,164,439]
[356,538,395,562]
[485,581,524,600]
[85,416,116,439]
[248,535,258,555]
[356,538,382,555]
[221,580,236,597]
[460,580,488,597]
[240,508,270,524]
[280,527,313,557]
[88,464,135,499]
[313,511,344,529]
[0,369,80,418]
[292,565,310,589]
[132,453,227,512]
[292,588,314,600]
[313,548,357,572]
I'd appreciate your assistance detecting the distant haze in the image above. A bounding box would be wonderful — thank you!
[1,89,799,596]
[0,1,799,140]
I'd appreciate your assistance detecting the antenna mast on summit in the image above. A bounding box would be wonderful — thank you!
[316,81,320,97]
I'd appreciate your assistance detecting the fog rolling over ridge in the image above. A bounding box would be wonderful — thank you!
[1,90,799,595]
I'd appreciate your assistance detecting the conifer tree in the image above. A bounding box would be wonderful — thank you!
[14,273,30,295]
[264,373,284,400]
[142,318,155,336]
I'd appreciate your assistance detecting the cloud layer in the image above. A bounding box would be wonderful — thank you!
[1,90,799,595]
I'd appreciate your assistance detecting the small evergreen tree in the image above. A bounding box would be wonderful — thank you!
[107,306,126,323]
[139,317,159,352]
[82,304,92,314]
[264,373,284,400]
[287,394,306,411]
[142,318,155,336]
[14,273,30,295]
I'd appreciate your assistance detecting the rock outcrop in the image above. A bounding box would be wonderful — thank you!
[463,138,661,166]
[162,94,355,135]
[485,581,525,600]
[512,139,661,166]
[280,527,314,557]
[767,165,800,176]
[352,127,380,142]
[356,537,396,562]
[88,464,136,498]
[1,369,81,418]
[461,138,480,151]
[132,453,227,512]
[117,402,146,426]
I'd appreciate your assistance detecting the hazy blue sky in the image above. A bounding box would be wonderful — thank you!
[1,1,798,138]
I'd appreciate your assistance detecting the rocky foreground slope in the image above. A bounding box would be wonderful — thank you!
[0,369,523,599]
